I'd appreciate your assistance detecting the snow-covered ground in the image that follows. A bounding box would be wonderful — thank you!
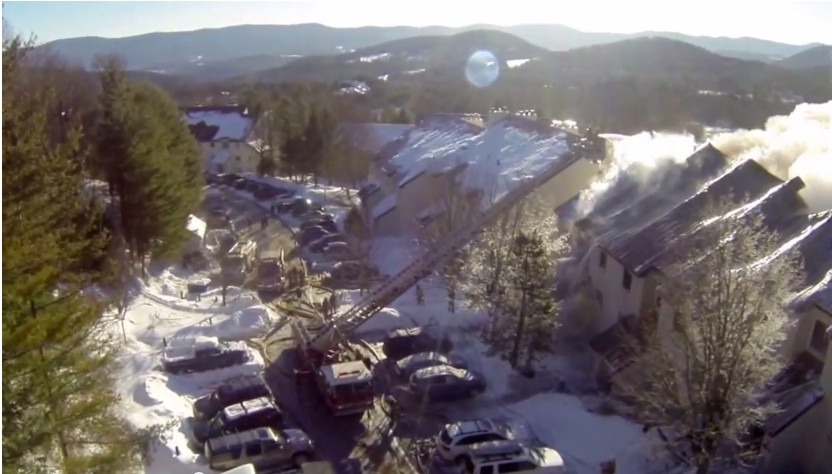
[111,265,278,474]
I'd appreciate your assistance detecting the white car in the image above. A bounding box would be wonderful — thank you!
[462,440,564,474]
[436,419,517,464]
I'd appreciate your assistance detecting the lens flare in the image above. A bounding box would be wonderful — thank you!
[465,50,500,88]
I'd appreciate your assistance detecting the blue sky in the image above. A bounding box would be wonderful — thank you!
[4,1,832,45]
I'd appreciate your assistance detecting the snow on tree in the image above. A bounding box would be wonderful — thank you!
[460,192,567,367]
[615,198,803,474]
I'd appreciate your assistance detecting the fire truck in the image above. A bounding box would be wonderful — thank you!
[256,249,285,292]
[290,130,606,416]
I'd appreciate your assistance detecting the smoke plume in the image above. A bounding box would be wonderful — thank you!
[575,131,698,216]
[712,101,832,214]
[576,102,832,218]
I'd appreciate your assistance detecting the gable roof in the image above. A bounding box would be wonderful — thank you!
[586,143,729,238]
[597,159,786,276]
[181,106,256,142]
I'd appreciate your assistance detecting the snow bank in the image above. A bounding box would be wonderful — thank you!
[509,393,668,474]
[112,267,273,474]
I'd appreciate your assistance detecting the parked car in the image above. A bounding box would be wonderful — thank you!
[461,440,564,474]
[409,365,487,403]
[382,327,453,361]
[299,227,329,246]
[302,219,337,233]
[204,427,315,472]
[395,352,468,380]
[243,180,260,193]
[329,261,381,281]
[253,186,279,201]
[193,396,284,444]
[161,336,250,374]
[220,173,240,186]
[233,178,248,190]
[192,374,273,421]
[291,198,313,217]
[435,419,517,464]
[307,234,347,253]
[320,242,356,261]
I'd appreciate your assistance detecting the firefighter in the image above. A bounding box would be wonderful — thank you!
[447,287,456,313]
[415,284,425,305]
[329,294,337,315]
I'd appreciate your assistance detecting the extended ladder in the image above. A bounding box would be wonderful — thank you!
[308,142,594,353]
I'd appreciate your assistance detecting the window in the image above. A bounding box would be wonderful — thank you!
[211,142,215,148]
[235,156,241,162]
[245,442,262,457]
[479,466,494,474]
[809,320,830,355]
[623,270,632,290]
[229,445,242,460]
[596,290,603,308]
[600,252,607,268]
[499,461,536,473]
[223,142,230,149]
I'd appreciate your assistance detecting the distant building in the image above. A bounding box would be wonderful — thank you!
[181,105,261,174]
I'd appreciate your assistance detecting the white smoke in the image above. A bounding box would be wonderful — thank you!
[575,131,698,216]
[576,102,832,218]
[712,101,832,214]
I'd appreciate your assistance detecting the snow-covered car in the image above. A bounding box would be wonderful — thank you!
[395,352,468,380]
[435,418,517,464]
[409,365,486,403]
[462,440,564,474]
[320,242,356,261]
[307,233,347,253]
[161,336,250,374]
[329,261,380,280]
[192,396,284,445]
[382,327,453,360]
[192,374,273,421]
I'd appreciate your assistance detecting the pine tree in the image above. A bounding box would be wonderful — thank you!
[95,66,202,272]
[2,37,145,474]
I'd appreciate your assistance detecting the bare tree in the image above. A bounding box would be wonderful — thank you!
[616,198,802,474]
[418,166,491,303]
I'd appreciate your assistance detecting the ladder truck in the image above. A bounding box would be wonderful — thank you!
[291,130,606,415]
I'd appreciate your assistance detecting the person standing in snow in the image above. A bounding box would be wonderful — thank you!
[447,287,456,313]
[415,284,425,305]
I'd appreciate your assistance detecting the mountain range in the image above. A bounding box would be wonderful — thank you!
[38,23,828,82]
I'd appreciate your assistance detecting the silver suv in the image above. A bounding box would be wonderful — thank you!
[205,427,315,472]
[436,418,516,464]
[462,440,565,474]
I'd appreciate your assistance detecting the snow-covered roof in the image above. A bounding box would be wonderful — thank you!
[372,194,397,220]
[597,159,788,276]
[339,123,414,155]
[320,360,372,386]
[187,215,207,240]
[383,115,575,206]
[181,106,255,142]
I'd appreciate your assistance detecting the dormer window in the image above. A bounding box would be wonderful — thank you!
[622,270,632,290]
[599,252,607,268]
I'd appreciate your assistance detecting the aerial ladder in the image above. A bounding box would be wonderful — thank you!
[295,130,606,358]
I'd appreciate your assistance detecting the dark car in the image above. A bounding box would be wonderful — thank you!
[161,336,250,374]
[382,327,453,361]
[395,352,468,380]
[299,227,329,246]
[329,261,381,281]
[193,396,284,445]
[409,365,486,402]
[233,178,248,190]
[291,198,313,217]
[220,173,240,186]
[243,180,260,192]
[302,219,337,233]
[192,374,273,421]
[307,234,346,253]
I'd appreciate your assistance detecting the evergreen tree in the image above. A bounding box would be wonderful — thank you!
[2,37,145,474]
[95,64,202,272]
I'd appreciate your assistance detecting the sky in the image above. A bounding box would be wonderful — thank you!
[3,0,832,46]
